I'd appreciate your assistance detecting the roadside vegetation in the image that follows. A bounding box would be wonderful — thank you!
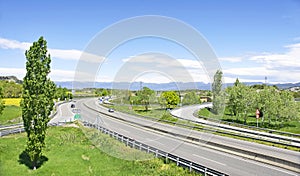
[0,125,199,176]
[201,77,300,134]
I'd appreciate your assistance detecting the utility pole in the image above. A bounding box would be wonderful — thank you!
[140,81,143,90]
[265,76,268,85]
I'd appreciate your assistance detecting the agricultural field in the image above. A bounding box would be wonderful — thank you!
[3,98,21,106]
[0,98,22,124]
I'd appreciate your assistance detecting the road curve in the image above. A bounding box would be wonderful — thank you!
[73,98,299,176]
[170,103,300,146]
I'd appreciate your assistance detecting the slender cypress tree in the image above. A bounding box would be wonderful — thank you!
[212,70,225,114]
[21,37,55,170]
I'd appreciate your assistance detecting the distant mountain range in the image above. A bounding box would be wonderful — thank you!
[55,81,300,90]
[1,75,298,90]
[0,76,22,84]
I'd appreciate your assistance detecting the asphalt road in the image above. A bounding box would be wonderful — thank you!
[71,98,299,176]
[171,103,300,146]
[50,101,75,123]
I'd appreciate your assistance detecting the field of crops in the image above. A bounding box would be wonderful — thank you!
[3,98,21,106]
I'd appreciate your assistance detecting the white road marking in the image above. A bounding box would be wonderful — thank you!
[192,154,227,166]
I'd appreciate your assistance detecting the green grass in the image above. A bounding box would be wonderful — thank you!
[198,108,300,134]
[0,124,199,176]
[0,105,22,124]
[109,104,179,123]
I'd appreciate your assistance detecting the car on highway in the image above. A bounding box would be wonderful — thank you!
[108,108,114,112]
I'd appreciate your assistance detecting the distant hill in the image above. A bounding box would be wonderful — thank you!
[1,75,296,91]
[56,81,268,90]
[272,82,300,90]
[0,76,22,84]
[56,81,300,91]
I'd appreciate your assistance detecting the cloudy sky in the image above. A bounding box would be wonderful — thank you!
[0,0,300,84]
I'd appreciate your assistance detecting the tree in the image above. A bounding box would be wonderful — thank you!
[55,86,72,101]
[0,81,22,98]
[227,79,240,116]
[160,91,180,109]
[182,91,200,105]
[0,87,5,115]
[101,89,109,97]
[21,37,56,170]
[276,91,296,123]
[212,70,225,114]
[255,86,279,125]
[136,87,155,111]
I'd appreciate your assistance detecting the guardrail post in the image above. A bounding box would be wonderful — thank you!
[121,136,124,142]
[155,150,158,157]
[126,138,129,146]
[204,168,207,176]
[147,146,149,153]
[132,140,135,148]
[189,162,192,172]
[139,143,142,150]
[176,157,179,166]
[165,153,168,163]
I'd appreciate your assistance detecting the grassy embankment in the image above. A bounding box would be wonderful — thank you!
[0,98,22,124]
[198,107,300,134]
[0,124,199,176]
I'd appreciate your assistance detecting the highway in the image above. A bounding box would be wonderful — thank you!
[63,98,299,176]
[50,101,75,123]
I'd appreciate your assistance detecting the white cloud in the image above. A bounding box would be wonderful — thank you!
[0,67,77,82]
[0,38,31,50]
[249,43,300,68]
[224,67,270,76]
[219,57,242,63]
[0,37,104,63]
[224,42,300,83]
[0,68,25,80]
[120,53,209,83]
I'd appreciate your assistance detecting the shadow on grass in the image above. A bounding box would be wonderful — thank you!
[18,151,48,169]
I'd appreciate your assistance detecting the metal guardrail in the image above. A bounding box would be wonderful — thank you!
[0,123,23,130]
[0,122,68,137]
[196,113,300,138]
[82,121,228,176]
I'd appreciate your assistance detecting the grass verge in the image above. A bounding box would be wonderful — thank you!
[0,124,199,176]
[198,108,300,134]
[0,105,22,124]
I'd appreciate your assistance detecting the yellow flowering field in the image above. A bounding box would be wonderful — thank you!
[3,98,21,106]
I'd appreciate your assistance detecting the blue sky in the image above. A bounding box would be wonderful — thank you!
[0,0,300,84]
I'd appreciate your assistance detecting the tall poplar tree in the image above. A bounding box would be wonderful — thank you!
[0,87,5,115]
[21,37,55,170]
[212,70,225,114]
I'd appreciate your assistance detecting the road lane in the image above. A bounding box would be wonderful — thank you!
[50,102,75,123]
[74,98,298,176]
